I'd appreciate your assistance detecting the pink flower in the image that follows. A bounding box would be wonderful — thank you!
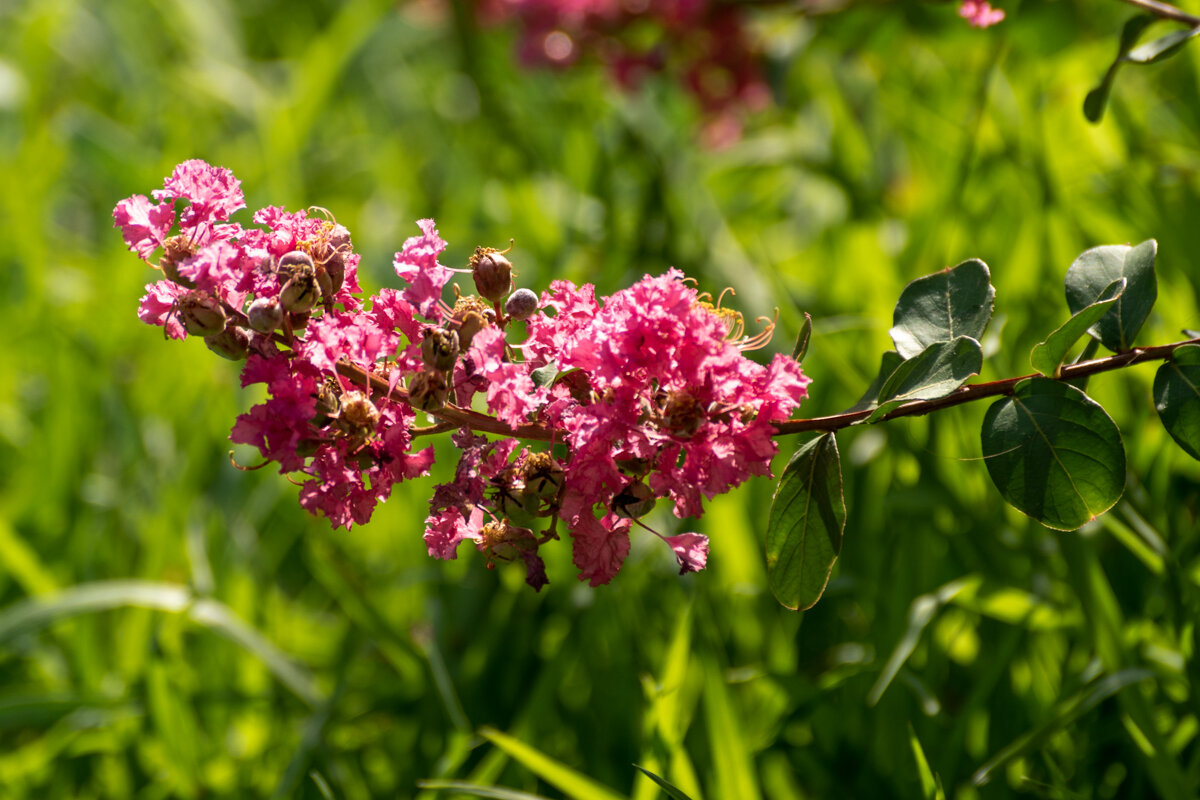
[959,0,1004,27]
[663,532,709,574]
[137,280,189,339]
[393,219,452,319]
[154,159,245,229]
[113,194,175,260]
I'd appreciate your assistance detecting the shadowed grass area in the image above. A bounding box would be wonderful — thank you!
[3,0,1200,797]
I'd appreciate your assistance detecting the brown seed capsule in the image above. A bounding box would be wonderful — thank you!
[280,271,318,314]
[407,369,449,412]
[421,327,460,372]
[659,389,704,438]
[247,296,284,333]
[204,321,250,360]
[612,480,655,519]
[470,246,513,303]
[178,290,227,337]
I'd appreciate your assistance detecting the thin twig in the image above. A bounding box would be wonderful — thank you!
[1116,0,1200,26]
[332,336,1200,443]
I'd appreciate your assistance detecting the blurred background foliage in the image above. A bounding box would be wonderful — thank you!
[3,0,1200,796]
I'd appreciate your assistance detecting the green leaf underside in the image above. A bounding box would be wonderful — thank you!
[865,337,983,423]
[1065,240,1157,352]
[981,379,1125,531]
[793,313,813,362]
[1154,344,1200,461]
[1125,24,1200,63]
[889,259,995,360]
[766,434,846,610]
[1031,278,1126,377]
[847,351,905,414]
[530,360,559,390]
[634,765,697,800]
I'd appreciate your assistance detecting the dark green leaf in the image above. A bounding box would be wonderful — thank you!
[793,313,813,362]
[530,360,559,390]
[1065,240,1157,352]
[865,337,983,423]
[846,351,904,414]
[1031,279,1126,377]
[766,434,846,610]
[1154,344,1200,460]
[1125,25,1200,63]
[634,765,697,800]
[889,259,995,360]
[981,379,1125,530]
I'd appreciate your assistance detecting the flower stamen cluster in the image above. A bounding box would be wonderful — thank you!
[115,160,811,591]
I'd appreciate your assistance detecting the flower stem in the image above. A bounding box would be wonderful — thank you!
[1117,0,1200,26]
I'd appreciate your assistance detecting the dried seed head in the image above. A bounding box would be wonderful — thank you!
[504,287,539,320]
[421,327,461,372]
[659,389,703,438]
[340,391,380,431]
[204,321,249,360]
[470,246,513,303]
[447,298,493,350]
[160,235,198,287]
[407,369,449,412]
[179,290,227,337]
[612,480,656,519]
[247,296,284,333]
[520,452,564,501]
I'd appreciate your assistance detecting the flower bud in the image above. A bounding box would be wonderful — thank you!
[160,235,197,287]
[278,250,316,273]
[247,296,284,333]
[179,291,227,337]
[504,288,539,320]
[470,247,513,303]
[408,369,449,412]
[421,327,460,372]
[340,391,380,431]
[612,480,655,519]
[204,321,249,360]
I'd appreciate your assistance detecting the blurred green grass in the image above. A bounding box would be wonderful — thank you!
[4,0,1200,796]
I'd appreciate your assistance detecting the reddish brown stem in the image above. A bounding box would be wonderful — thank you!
[330,336,1200,442]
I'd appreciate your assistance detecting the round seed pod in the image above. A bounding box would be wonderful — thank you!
[421,327,461,372]
[179,291,227,337]
[504,288,539,320]
[340,391,380,431]
[204,321,250,360]
[471,248,513,302]
[247,296,284,333]
[408,370,449,412]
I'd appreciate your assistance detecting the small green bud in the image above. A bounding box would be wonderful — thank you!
[612,480,655,519]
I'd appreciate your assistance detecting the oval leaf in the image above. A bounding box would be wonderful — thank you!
[981,378,1125,530]
[1031,278,1126,377]
[889,259,995,360]
[865,337,983,423]
[1065,240,1157,352]
[1154,344,1200,461]
[1125,25,1200,64]
[793,313,813,362]
[766,434,846,610]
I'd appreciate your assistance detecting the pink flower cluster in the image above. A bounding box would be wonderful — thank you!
[116,160,810,591]
[958,0,1004,28]
[476,0,770,147]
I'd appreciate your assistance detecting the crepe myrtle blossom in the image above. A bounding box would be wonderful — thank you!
[959,0,1005,27]
[115,160,810,592]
